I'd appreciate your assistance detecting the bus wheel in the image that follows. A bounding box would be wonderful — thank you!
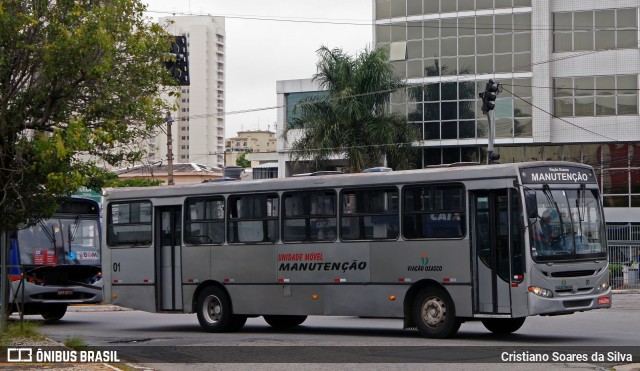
[263,315,307,328]
[412,287,459,338]
[41,304,68,322]
[196,286,234,332]
[481,317,526,335]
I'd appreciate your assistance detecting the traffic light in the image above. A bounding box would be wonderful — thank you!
[165,36,190,86]
[479,79,499,113]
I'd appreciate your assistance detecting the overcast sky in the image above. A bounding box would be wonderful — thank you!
[144,0,373,138]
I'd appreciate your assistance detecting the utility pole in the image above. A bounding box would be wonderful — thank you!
[165,112,175,185]
[0,231,9,329]
[479,79,501,165]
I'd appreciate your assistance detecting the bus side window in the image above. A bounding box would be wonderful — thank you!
[228,194,278,244]
[403,184,466,240]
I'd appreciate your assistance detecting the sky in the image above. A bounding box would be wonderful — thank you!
[144,0,373,138]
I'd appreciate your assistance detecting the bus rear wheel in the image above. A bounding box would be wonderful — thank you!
[196,286,238,332]
[412,287,459,338]
[481,317,526,335]
[41,304,68,322]
[263,315,307,328]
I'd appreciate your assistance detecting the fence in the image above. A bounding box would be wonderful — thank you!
[607,224,640,290]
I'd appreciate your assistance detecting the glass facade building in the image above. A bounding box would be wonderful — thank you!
[373,1,640,255]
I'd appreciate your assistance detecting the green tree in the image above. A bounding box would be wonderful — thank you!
[283,46,419,173]
[103,173,164,188]
[236,150,251,168]
[0,0,177,231]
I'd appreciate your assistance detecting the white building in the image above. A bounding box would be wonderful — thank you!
[145,16,226,169]
[374,0,640,253]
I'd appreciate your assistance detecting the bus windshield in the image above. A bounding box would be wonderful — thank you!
[17,217,101,266]
[527,188,606,261]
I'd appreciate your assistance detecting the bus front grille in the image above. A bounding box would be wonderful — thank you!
[550,270,596,278]
[563,299,593,308]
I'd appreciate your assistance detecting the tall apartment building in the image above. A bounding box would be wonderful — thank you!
[373,0,640,243]
[145,16,226,169]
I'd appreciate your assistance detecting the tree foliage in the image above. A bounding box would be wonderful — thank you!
[283,46,419,173]
[103,173,164,188]
[235,150,251,168]
[0,0,177,230]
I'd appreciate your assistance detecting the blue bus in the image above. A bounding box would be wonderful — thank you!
[9,197,103,321]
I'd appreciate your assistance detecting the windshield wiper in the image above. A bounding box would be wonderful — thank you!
[38,220,56,248]
[542,184,565,233]
[67,216,81,264]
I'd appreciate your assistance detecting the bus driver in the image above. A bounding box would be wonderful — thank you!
[536,210,556,251]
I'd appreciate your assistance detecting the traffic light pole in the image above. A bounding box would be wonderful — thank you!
[480,79,500,165]
[486,109,496,165]
[165,112,175,186]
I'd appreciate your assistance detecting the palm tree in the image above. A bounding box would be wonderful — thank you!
[283,46,419,173]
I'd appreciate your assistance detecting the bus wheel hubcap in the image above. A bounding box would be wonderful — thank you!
[204,295,222,323]
[423,297,446,327]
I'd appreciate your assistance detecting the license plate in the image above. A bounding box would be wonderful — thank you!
[58,289,74,296]
[598,296,610,305]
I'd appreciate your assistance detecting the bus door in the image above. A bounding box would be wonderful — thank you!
[472,189,524,315]
[156,206,182,311]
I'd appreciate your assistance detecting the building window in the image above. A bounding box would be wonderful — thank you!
[553,9,638,53]
[553,75,638,117]
[378,13,532,78]
[402,78,532,141]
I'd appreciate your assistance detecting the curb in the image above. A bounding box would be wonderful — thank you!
[68,305,133,312]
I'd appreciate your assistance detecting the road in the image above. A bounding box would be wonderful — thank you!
[26,294,640,369]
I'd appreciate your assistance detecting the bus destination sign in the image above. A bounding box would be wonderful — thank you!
[520,166,596,184]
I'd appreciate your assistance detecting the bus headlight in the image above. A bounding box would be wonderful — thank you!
[595,282,609,293]
[528,286,553,298]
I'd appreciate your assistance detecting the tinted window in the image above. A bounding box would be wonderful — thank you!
[107,201,152,247]
[403,184,466,239]
[341,188,399,240]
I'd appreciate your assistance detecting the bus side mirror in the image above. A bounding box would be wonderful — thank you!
[525,191,538,219]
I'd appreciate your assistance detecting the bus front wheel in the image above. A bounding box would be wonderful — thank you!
[196,286,238,332]
[412,287,460,338]
[41,304,68,322]
[263,315,307,328]
[481,317,526,335]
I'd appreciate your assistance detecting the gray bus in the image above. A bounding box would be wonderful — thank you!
[102,161,610,338]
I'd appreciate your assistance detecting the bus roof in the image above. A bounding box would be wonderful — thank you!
[103,161,595,201]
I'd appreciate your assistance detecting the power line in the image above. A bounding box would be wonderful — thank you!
[147,8,639,33]
[147,10,371,26]
[500,86,618,142]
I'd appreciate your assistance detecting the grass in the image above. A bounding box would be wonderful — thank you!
[0,320,45,346]
[63,335,87,350]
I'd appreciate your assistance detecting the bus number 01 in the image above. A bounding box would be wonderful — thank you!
[113,262,120,272]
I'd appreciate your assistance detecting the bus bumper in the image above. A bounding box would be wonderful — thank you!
[10,280,103,304]
[528,288,612,315]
